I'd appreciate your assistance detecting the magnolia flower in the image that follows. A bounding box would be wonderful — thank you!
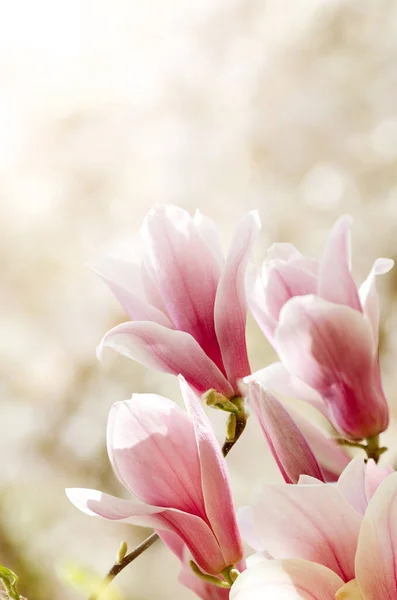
[66,377,243,577]
[95,204,261,397]
[234,457,395,599]
[247,216,393,440]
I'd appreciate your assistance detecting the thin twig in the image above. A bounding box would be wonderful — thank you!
[88,533,159,600]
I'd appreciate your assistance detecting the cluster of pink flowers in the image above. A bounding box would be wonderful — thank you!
[68,204,396,599]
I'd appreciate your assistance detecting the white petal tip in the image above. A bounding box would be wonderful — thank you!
[249,210,262,230]
[243,372,256,384]
[96,342,104,361]
[375,257,394,274]
[65,487,86,509]
[236,377,248,397]
[338,214,353,225]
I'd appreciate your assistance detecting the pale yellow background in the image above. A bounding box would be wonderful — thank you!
[2,1,397,598]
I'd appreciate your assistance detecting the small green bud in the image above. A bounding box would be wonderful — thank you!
[203,389,227,406]
[117,541,128,563]
[226,414,237,441]
[229,569,240,583]
[203,390,239,413]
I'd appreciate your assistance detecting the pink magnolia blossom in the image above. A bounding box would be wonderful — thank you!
[247,216,393,440]
[234,457,395,599]
[95,204,261,397]
[66,377,243,576]
[247,381,349,483]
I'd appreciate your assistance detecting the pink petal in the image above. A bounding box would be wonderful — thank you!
[215,211,261,390]
[245,263,278,348]
[179,573,230,600]
[91,257,173,327]
[337,457,368,515]
[230,559,344,600]
[355,471,397,599]
[249,481,361,581]
[141,255,170,316]
[337,458,393,517]
[91,256,143,295]
[180,377,243,567]
[140,204,224,369]
[287,407,350,480]
[298,475,324,484]
[265,262,317,321]
[276,295,389,440]
[248,382,325,483]
[65,488,163,527]
[98,321,234,397]
[237,506,265,552]
[193,210,225,269]
[106,394,205,517]
[159,523,247,582]
[180,560,231,599]
[292,256,319,276]
[265,242,302,262]
[336,456,391,507]
[161,509,227,575]
[364,460,394,503]
[157,530,185,562]
[179,575,230,600]
[246,362,327,418]
[318,215,362,311]
[359,257,394,347]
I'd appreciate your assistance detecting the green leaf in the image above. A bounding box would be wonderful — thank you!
[0,565,20,600]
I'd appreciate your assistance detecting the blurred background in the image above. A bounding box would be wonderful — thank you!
[2,0,397,597]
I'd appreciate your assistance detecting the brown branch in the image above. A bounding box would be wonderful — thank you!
[222,410,248,457]
[88,533,159,600]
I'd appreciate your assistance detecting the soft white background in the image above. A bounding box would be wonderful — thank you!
[2,0,397,598]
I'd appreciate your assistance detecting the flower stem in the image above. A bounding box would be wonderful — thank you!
[365,435,387,463]
[336,439,368,451]
[337,435,388,463]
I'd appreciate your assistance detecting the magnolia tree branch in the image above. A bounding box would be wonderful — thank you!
[88,533,159,600]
